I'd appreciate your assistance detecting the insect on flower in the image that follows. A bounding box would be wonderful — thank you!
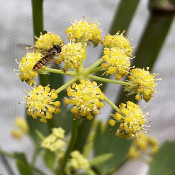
[32,44,61,71]
[17,30,62,71]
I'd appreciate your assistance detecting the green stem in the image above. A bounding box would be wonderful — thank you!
[87,67,102,74]
[44,68,75,76]
[0,150,46,175]
[88,75,128,85]
[56,77,78,94]
[86,58,103,72]
[0,150,15,159]
[104,95,119,112]
[31,146,40,166]
[32,0,49,86]
[59,119,79,174]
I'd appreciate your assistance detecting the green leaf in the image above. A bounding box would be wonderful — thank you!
[148,141,175,175]
[14,152,28,164]
[14,152,34,175]
[93,122,131,175]
[89,153,113,166]
[16,160,34,175]
[43,150,55,172]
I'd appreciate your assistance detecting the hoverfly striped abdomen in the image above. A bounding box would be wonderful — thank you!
[32,45,61,71]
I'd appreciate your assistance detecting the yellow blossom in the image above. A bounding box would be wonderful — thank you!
[108,101,148,138]
[41,128,65,153]
[25,85,61,123]
[56,42,86,71]
[101,47,131,80]
[65,80,104,120]
[101,32,132,56]
[66,151,89,174]
[65,19,101,47]
[128,133,159,161]
[124,68,159,102]
[15,117,29,133]
[11,130,23,140]
[35,31,64,51]
[18,52,43,86]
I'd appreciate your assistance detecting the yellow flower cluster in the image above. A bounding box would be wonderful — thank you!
[11,117,29,140]
[18,52,43,86]
[41,128,65,152]
[66,151,89,173]
[101,32,132,55]
[100,33,132,80]
[35,31,64,50]
[101,47,131,80]
[65,19,101,47]
[128,133,159,161]
[56,43,86,71]
[65,80,104,120]
[25,85,61,123]
[108,101,147,138]
[124,68,158,102]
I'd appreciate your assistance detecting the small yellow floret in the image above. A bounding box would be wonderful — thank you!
[25,85,61,123]
[65,80,104,119]
[101,32,132,56]
[56,43,86,71]
[35,32,63,50]
[108,101,148,138]
[124,68,159,102]
[100,47,131,80]
[18,52,43,86]
[66,18,101,47]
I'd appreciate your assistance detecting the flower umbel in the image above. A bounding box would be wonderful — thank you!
[25,85,61,123]
[56,42,86,71]
[41,127,65,152]
[124,68,159,102]
[128,133,159,162]
[100,47,131,80]
[18,52,43,86]
[108,101,148,138]
[65,80,104,120]
[65,151,89,174]
[35,31,64,51]
[65,18,101,47]
[101,32,132,56]
[11,116,29,140]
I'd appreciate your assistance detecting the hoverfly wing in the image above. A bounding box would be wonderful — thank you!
[17,44,47,54]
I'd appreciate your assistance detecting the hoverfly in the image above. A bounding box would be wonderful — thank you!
[17,30,62,71]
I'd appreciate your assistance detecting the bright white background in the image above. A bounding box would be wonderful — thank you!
[0,0,175,175]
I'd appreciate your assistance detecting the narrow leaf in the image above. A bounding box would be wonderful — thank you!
[148,141,175,175]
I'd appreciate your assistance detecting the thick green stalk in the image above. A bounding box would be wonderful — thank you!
[32,0,49,86]
[73,0,140,153]
[59,119,79,174]
[113,0,175,107]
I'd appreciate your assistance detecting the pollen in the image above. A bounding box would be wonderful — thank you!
[56,42,86,71]
[108,101,148,138]
[64,80,104,120]
[18,52,43,86]
[35,31,64,50]
[100,47,131,80]
[101,32,132,56]
[65,18,101,47]
[124,68,159,102]
[25,85,61,123]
